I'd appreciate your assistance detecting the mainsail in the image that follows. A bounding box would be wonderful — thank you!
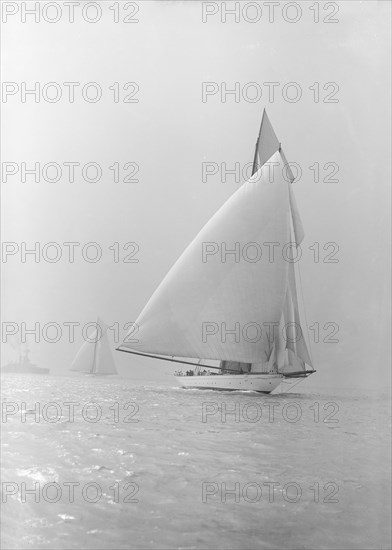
[70,318,117,375]
[119,111,313,376]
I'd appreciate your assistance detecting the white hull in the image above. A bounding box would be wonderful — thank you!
[176,373,283,393]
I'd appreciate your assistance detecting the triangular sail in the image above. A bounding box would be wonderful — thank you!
[70,332,96,373]
[253,109,280,173]
[275,259,312,374]
[95,329,117,374]
[288,261,312,365]
[252,111,296,189]
[121,151,294,363]
[70,318,117,375]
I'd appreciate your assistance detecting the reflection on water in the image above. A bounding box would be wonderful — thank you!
[1,375,391,549]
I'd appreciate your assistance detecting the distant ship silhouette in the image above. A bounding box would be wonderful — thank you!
[2,349,49,374]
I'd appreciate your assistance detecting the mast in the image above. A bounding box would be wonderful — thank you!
[90,320,99,374]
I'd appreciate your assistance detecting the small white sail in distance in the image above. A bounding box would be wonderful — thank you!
[70,318,117,375]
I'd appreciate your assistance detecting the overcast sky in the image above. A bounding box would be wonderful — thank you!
[2,0,391,389]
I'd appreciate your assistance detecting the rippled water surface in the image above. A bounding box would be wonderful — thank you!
[1,375,391,550]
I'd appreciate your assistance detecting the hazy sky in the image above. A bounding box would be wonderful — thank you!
[2,0,391,389]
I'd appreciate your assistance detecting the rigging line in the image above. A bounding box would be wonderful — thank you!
[283,376,307,394]
[91,334,98,375]
[116,348,242,373]
[296,257,315,367]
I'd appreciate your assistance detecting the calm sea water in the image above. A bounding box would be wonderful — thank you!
[1,374,391,550]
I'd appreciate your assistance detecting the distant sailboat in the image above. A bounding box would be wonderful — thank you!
[70,318,117,376]
[117,110,315,392]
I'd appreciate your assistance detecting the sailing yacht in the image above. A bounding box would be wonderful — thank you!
[70,317,118,376]
[117,110,315,392]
